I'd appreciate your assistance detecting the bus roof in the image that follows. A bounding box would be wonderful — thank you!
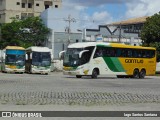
[68,42,156,50]
[4,46,25,50]
[26,46,50,52]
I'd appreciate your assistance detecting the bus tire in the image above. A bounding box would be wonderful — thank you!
[133,69,139,78]
[91,69,98,79]
[139,69,146,79]
[76,75,82,78]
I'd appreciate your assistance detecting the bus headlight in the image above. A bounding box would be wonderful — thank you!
[5,65,9,68]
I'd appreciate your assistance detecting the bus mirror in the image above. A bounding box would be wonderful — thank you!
[51,55,53,60]
[26,54,28,60]
[3,53,5,60]
[30,53,32,59]
[59,51,65,60]
[79,50,89,58]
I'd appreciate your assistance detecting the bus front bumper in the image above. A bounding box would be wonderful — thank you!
[63,69,86,76]
[5,68,25,73]
[31,69,51,74]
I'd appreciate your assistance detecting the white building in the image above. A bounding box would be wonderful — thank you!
[84,16,148,45]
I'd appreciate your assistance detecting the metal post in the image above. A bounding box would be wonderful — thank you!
[64,15,76,45]
[119,23,121,43]
[51,29,54,58]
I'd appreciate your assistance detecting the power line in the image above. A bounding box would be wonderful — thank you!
[43,17,105,24]
[64,15,76,45]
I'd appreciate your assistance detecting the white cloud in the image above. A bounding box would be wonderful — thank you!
[92,12,110,21]
[41,0,114,31]
[68,0,136,6]
[74,6,87,11]
[78,11,112,29]
[41,0,160,31]
[125,0,160,18]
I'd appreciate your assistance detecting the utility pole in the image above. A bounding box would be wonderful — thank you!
[64,15,76,45]
[118,23,121,43]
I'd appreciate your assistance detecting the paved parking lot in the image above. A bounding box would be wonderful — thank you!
[0,72,160,111]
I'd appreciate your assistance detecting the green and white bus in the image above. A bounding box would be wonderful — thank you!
[2,46,26,73]
[60,42,156,78]
[25,46,52,74]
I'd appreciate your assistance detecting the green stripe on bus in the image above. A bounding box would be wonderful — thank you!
[103,57,125,72]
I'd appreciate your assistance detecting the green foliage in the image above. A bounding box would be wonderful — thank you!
[0,17,50,49]
[141,12,160,60]
[141,12,160,45]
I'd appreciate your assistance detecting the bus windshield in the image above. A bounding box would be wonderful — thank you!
[6,54,25,66]
[63,47,94,67]
[32,52,51,66]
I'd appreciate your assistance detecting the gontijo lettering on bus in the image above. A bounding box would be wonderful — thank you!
[125,59,143,63]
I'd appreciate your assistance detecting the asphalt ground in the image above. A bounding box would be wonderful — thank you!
[0,72,160,119]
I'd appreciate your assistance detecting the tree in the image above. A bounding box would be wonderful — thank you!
[141,12,160,60]
[0,17,50,49]
[141,12,160,46]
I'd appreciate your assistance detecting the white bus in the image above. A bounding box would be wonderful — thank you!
[59,42,156,78]
[25,46,52,74]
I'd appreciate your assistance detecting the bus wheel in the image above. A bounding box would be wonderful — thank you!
[91,69,98,79]
[76,75,82,78]
[133,69,139,78]
[139,69,146,79]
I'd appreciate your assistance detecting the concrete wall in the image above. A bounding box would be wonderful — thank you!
[47,31,82,59]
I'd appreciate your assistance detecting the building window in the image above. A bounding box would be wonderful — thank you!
[87,35,91,37]
[22,3,25,8]
[55,5,58,8]
[28,3,32,8]
[36,3,39,6]
[21,13,27,20]
[17,2,20,5]
[16,15,19,19]
[45,5,49,9]
[28,13,34,17]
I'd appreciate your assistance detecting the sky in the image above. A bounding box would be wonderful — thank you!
[41,0,160,32]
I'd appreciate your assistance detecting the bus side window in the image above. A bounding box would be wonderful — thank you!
[126,49,132,57]
[116,49,121,57]
[142,50,146,58]
[104,48,110,57]
[94,47,103,58]
[137,50,142,58]
[110,48,115,57]
[150,50,155,58]
[133,50,138,58]
[121,49,126,57]
[146,50,150,58]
